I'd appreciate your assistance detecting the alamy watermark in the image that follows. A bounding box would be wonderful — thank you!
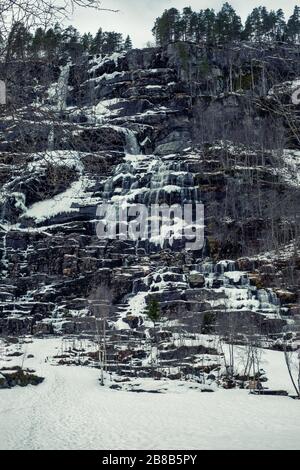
[96,203,204,251]
[292,87,300,105]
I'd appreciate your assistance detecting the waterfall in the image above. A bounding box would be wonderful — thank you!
[257,289,280,312]
[150,160,167,204]
[0,199,8,223]
[47,125,55,151]
[56,63,71,112]
[44,63,70,150]
[1,232,8,277]
[123,128,140,155]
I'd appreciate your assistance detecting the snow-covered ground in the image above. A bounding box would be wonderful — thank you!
[0,338,300,450]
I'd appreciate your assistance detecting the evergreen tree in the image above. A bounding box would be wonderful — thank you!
[274,9,286,41]
[181,6,194,41]
[286,6,300,42]
[215,2,242,43]
[91,28,104,55]
[152,11,168,45]
[31,27,45,58]
[243,6,286,42]
[152,8,181,45]
[151,3,295,46]
[61,26,83,60]
[168,8,182,42]
[146,297,160,374]
[243,7,264,41]
[102,32,123,55]
[146,298,160,324]
[44,27,61,59]
[81,32,93,53]
[7,22,32,60]
[190,10,200,42]
[261,7,272,38]
[202,9,217,44]
[124,35,133,51]
[146,298,160,338]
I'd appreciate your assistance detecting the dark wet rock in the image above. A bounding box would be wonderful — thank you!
[0,367,44,388]
[123,315,143,329]
[188,273,205,288]
[110,384,122,390]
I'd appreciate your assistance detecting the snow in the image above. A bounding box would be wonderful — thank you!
[45,63,71,112]
[279,149,300,188]
[24,175,100,222]
[114,291,148,330]
[268,79,300,96]
[92,98,124,122]
[207,286,280,315]
[145,85,163,90]
[224,271,246,283]
[163,185,182,193]
[88,52,126,74]
[25,178,84,221]
[246,240,298,262]
[28,150,83,173]
[127,291,147,316]
[124,154,149,168]
[0,337,300,450]
[90,71,125,83]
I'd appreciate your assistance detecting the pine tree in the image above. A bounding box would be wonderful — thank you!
[146,298,160,325]
[181,6,193,41]
[44,27,61,59]
[203,9,217,44]
[169,8,181,42]
[261,7,272,39]
[61,26,83,60]
[286,6,300,43]
[151,3,291,45]
[146,297,160,367]
[152,8,181,45]
[243,7,264,41]
[275,9,286,41]
[215,2,242,43]
[152,10,170,45]
[190,11,200,42]
[91,28,104,55]
[81,32,93,53]
[31,28,45,58]
[102,32,123,55]
[7,22,32,60]
[124,35,133,51]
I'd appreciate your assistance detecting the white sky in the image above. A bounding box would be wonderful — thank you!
[69,1,297,47]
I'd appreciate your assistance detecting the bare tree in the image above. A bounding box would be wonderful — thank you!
[0,1,119,65]
[282,333,300,398]
[88,284,112,386]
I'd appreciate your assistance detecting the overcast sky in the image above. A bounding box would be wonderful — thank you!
[69,1,296,47]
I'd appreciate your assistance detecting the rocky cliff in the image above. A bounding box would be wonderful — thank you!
[0,42,299,355]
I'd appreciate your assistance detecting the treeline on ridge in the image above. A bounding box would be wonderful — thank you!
[152,3,300,45]
[2,23,133,61]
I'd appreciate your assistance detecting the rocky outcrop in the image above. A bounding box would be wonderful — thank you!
[0,42,299,341]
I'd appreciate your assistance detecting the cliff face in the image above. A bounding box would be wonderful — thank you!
[0,42,299,338]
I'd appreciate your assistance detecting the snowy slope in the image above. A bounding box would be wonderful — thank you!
[0,338,300,450]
